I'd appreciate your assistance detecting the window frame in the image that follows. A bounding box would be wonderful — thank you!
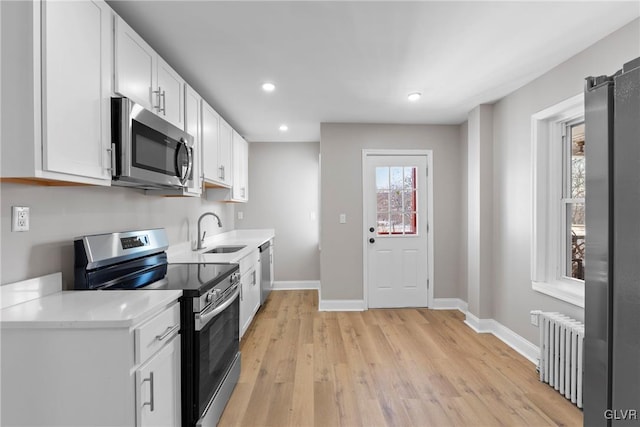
[531,94,585,308]
[561,119,585,281]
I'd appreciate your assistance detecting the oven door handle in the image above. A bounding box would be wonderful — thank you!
[195,285,239,331]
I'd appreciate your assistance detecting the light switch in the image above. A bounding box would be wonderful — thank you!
[339,213,347,224]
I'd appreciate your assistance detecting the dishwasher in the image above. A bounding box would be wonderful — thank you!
[259,240,274,305]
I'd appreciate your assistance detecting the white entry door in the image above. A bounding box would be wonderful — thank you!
[364,153,430,308]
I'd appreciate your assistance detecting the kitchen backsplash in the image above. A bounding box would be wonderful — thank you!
[0,183,234,288]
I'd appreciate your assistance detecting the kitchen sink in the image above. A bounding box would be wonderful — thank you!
[203,245,246,254]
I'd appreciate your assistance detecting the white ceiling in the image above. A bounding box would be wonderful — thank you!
[107,1,639,142]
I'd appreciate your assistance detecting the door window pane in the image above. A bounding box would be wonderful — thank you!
[375,166,418,235]
[376,167,389,190]
[377,212,390,234]
[390,167,403,189]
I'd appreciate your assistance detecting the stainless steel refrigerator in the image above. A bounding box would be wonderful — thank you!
[584,57,640,426]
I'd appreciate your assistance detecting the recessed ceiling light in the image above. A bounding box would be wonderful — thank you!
[408,92,421,102]
[262,82,276,92]
[279,124,288,132]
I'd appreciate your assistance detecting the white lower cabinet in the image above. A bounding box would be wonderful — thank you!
[239,250,261,338]
[0,300,181,427]
[137,335,181,427]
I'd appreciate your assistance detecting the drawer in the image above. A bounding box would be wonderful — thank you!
[135,302,180,364]
[238,249,259,275]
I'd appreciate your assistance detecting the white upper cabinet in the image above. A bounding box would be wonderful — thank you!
[231,131,249,203]
[114,16,185,130]
[0,0,112,185]
[183,85,203,196]
[42,0,113,181]
[218,118,233,187]
[202,101,221,184]
[201,101,233,188]
[113,16,156,110]
[156,57,185,130]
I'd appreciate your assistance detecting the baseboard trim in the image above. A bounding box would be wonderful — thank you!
[431,298,468,313]
[272,280,319,290]
[464,311,538,365]
[318,299,366,311]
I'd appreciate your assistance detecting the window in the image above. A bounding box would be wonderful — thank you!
[531,94,585,307]
[375,166,418,235]
[563,120,585,280]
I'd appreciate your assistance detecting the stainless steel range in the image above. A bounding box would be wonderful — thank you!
[74,228,241,427]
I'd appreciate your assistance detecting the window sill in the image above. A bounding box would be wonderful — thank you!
[532,280,585,308]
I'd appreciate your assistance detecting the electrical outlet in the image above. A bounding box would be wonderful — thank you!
[237,211,244,220]
[11,206,30,232]
[339,213,347,224]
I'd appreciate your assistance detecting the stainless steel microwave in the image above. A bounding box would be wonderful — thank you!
[111,97,194,189]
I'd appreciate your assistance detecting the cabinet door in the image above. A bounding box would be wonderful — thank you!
[201,102,221,184]
[241,136,249,201]
[157,57,185,130]
[232,132,248,202]
[218,121,233,187]
[41,0,112,181]
[251,262,261,314]
[114,16,156,110]
[184,85,202,195]
[239,269,253,338]
[136,335,181,427]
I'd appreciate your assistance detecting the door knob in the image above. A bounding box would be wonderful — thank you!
[369,238,375,244]
[369,227,375,233]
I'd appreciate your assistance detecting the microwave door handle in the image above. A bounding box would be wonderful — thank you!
[184,144,193,186]
[175,139,192,186]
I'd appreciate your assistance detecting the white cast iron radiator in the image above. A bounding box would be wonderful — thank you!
[531,311,584,409]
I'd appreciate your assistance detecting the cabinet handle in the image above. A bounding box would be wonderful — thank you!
[252,270,256,286]
[107,144,116,175]
[241,187,246,198]
[141,372,155,412]
[240,280,243,301]
[221,165,225,180]
[155,324,179,341]
[218,165,224,180]
[152,87,162,112]
[161,90,166,115]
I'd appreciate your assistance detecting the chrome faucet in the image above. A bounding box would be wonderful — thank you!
[196,212,223,250]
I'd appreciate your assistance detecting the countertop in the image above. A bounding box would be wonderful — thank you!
[167,228,275,264]
[0,290,182,329]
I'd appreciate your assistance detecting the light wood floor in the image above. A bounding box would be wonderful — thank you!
[218,290,582,427]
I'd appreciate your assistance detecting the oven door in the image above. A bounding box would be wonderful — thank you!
[113,97,193,188]
[194,285,240,418]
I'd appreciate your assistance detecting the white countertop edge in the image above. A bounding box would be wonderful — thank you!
[0,290,182,329]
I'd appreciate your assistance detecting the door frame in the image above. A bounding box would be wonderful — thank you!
[361,149,434,309]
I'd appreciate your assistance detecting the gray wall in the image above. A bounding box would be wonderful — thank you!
[234,141,320,282]
[320,123,462,301]
[458,121,468,302]
[0,183,234,288]
[491,18,640,343]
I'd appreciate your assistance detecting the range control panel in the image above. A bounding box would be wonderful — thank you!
[120,235,150,250]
